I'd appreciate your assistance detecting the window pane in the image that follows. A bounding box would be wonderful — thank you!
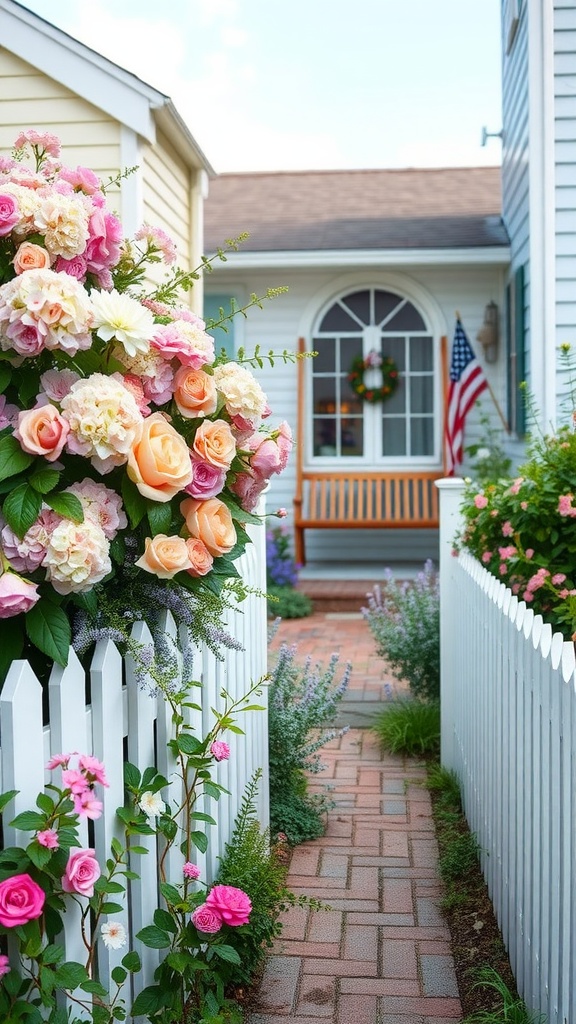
[410,336,434,370]
[340,418,363,456]
[380,384,406,414]
[382,418,407,456]
[386,302,426,331]
[340,336,363,367]
[410,376,434,414]
[341,377,363,412]
[380,335,406,371]
[313,418,338,456]
[313,337,336,372]
[410,417,434,455]
[375,290,403,325]
[341,290,371,325]
[319,303,360,332]
[313,378,337,413]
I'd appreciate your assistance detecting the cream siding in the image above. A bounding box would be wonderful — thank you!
[207,264,505,565]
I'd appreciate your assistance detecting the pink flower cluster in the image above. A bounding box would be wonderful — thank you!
[558,494,576,517]
[191,884,252,934]
[0,129,294,623]
[47,751,109,820]
[474,493,488,509]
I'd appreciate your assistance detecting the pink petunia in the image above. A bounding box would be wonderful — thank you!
[37,829,59,850]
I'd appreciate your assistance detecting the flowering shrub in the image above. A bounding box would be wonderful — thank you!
[0,130,294,679]
[0,675,267,1022]
[266,525,312,619]
[458,424,576,638]
[363,561,440,702]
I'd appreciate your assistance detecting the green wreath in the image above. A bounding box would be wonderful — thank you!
[347,351,399,404]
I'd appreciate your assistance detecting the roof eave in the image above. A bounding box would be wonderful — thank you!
[204,246,511,269]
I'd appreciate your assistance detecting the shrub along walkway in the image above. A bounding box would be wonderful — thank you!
[248,611,462,1024]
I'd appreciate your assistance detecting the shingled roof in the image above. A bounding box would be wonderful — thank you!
[204,167,507,253]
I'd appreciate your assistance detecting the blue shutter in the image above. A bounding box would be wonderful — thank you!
[204,294,235,360]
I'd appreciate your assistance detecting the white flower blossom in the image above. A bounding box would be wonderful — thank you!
[139,791,165,820]
[101,921,127,950]
[91,289,155,357]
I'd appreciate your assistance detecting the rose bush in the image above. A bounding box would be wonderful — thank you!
[0,130,295,680]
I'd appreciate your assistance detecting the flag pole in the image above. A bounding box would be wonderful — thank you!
[453,311,510,434]
[441,335,449,475]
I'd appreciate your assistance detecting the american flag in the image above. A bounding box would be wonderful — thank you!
[444,319,488,475]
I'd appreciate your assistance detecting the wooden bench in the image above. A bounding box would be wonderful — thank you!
[293,469,440,565]
[292,337,444,566]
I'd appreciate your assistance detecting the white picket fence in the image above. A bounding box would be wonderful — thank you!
[0,520,268,1012]
[437,479,576,1024]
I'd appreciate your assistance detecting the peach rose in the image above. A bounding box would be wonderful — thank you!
[173,366,218,419]
[186,537,214,577]
[127,412,193,502]
[180,497,236,557]
[14,404,70,462]
[13,242,51,274]
[135,535,192,579]
[192,419,236,471]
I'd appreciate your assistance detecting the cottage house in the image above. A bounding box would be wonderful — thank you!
[204,168,510,566]
[0,0,213,311]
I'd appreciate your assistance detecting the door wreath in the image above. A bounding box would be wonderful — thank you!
[348,350,399,404]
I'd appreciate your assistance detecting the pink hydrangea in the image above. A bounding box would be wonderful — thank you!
[65,479,127,540]
[558,494,576,517]
[205,884,252,926]
[473,494,488,509]
[502,521,514,537]
[151,320,215,369]
[0,508,61,573]
[498,546,516,560]
[481,551,492,564]
[183,862,201,880]
[525,568,550,594]
[210,741,230,762]
[552,573,567,586]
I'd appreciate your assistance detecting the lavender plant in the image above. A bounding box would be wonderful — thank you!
[266,526,312,619]
[363,561,440,702]
[268,644,350,844]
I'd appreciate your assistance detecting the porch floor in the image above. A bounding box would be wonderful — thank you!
[296,561,425,613]
[248,612,462,1022]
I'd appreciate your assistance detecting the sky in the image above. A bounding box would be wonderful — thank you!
[19,0,503,175]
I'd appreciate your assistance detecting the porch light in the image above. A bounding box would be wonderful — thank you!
[476,301,499,363]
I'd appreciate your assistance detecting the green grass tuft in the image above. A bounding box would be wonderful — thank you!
[371,700,440,757]
[461,966,546,1023]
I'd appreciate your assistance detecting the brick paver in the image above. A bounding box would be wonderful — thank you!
[249,610,462,1022]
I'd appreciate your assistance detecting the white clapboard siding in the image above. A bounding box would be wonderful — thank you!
[437,481,576,1024]
[0,519,268,1013]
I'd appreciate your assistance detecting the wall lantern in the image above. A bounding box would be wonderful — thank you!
[477,301,499,363]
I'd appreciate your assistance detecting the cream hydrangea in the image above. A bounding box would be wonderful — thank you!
[43,518,111,594]
[0,269,94,357]
[33,193,90,259]
[0,181,42,236]
[213,362,268,430]
[61,372,144,474]
[91,289,155,358]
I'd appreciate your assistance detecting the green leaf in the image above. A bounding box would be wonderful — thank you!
[130,985,166,1017]
[165,951,190,974]
[190,830,208,854]
[146,500,173,536]
[203,781,222,801]
[99,901,124,914]
[212,944,241,965]
[79,979,108,996]
[0,434,34,483]
[135,925,171,949]
[159,882,180,906]
[40,944,64,966]
[3,483,42,538]
[0,363,12,394]
[110,533,126,565]
[54,961,88,990]
[121,476,147,529]
[177,734,203,755]
[28,467,59,495]
[121,949,141,972]
[45,491,84,523]
[27,841,53,870]
[111,966,127,985]
[218,490,261,524]
[9,810,45,830]
[70,589,98,616]
[36,793,54,815]
[123,762,141,789]
[0,789,18,813]
[25,600,71,667]
[190,811,216,825]
[153,908,177,933]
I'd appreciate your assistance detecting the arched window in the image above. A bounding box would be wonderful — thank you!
[310,287,437,464]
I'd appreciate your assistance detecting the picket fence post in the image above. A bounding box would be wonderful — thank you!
[434,476,466,770]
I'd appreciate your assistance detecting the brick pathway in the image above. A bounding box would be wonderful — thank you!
[250,611,462,1024]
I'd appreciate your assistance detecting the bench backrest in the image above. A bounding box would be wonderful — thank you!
[297,470,440,527]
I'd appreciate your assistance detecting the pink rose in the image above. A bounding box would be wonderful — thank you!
[0,193,19,236]
[0,873,45,928]
[54,254,88,281]
[184,458,227,501]
[62,848,101,897]
[13,242,51,274]
[247,435,282,480]
[210,741,230,762]
[191,903,222,934]
[205,884,252,927]
[14,405,70,462]
[0,572,39,618]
